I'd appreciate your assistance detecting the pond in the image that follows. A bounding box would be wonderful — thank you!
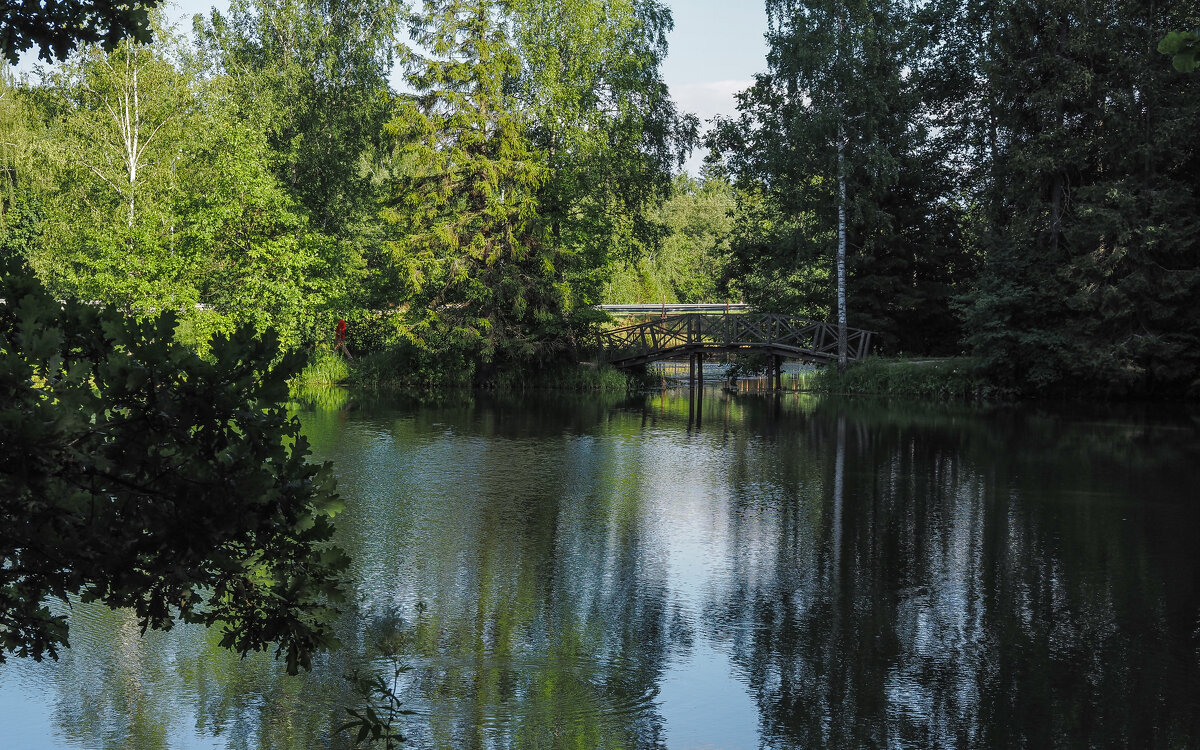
[2,389,1199,748]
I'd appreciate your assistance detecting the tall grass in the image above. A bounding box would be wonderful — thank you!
[293,348,350,386]
[808,357,993,401]
[287,349,352,410]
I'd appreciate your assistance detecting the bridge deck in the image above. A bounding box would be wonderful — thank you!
[594,303,750,316]
[596,313,872,368]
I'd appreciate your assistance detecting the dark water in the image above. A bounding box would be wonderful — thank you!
[2,390,1199,749]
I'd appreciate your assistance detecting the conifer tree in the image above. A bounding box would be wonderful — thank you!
[382,0,559,371]
[957,0,1200,396]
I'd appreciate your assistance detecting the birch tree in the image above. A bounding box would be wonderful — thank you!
[509,0,697,309]
[715,0,970,354]
[26,32,358,348]
[34,36,192,310]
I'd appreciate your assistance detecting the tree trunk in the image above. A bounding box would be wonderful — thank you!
[835,5,848,373]
[837,120,848,373]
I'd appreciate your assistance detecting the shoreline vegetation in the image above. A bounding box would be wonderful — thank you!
[6,2,1198,410]
[291,347,641,396]
[804,357,994,402]
[291,349,995,404]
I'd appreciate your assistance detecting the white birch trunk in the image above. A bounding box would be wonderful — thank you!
[835,5,848,373]
[837,120,848,373]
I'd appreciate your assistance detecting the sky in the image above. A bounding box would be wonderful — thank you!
[661,0,768,171]
[16,0,770,174]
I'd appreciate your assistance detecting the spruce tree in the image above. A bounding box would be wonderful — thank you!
[958,0,1200,396]
[382,0,558,373]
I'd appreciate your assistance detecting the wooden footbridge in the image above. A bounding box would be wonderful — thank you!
[596,312,873,386]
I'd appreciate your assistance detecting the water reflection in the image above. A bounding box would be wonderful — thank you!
[2,390,1198,748]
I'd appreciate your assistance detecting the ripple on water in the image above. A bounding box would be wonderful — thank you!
[386,652,661,734]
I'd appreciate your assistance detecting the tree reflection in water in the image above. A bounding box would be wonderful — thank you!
[710,397,1200,748]
[6,392,1198,749]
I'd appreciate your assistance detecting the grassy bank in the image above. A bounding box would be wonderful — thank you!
[806,357,993,401]
[488,362,637,392]
[293,348,351,386]
[291,347,636,395]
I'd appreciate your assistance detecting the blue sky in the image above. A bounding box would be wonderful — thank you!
[664,0,768,171]
[663,1,767,122]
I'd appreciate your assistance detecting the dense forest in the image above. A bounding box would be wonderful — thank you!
[3,0,1200,398]
[715,0,1200,398]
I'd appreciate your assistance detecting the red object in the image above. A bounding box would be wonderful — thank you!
[336,319,347,342]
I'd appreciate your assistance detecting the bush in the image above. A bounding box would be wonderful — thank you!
[1,260,347,673]
[346,342,476,393]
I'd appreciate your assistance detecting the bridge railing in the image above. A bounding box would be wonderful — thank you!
[596,313,873,365]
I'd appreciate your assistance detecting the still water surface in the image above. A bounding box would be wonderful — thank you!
[2,390,1199,749]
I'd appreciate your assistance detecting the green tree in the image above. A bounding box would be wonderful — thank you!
[715,0,973,356]
[956,0,1200,396]
[381,0,557,377]
[0,67,37,226]
[25,29,358,349]
[193,0,403,237]
[0,259,347,674]
[603,173,734,304]
[27,35,198,317]
[509,0,697,308]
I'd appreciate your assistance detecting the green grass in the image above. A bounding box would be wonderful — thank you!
[807,357,993,401]
[288,348,352,410]
[288,383,351,411]
[340,347,635,395]
[293,348,351,387]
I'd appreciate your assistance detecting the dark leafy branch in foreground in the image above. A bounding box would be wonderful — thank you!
[0,259,348,674]
[0,0,164,64]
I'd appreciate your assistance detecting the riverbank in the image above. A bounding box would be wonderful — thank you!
[292,348,638,395]
[293,348,998,402]
[803,357,994,401]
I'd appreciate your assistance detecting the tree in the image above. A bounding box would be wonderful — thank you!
[956,0,1200,396]
[1,0,350,678]
[603,174,734,304]
[380,0,556,375]
[715,0,973,356]
[0,258,347,673]
[0,0,164,65]
[24,29,359,349]
[508,0,697,309]
[193,0,403,237]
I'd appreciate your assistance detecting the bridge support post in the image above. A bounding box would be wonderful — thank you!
[773,356,782,391]
[697,352,704,388]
